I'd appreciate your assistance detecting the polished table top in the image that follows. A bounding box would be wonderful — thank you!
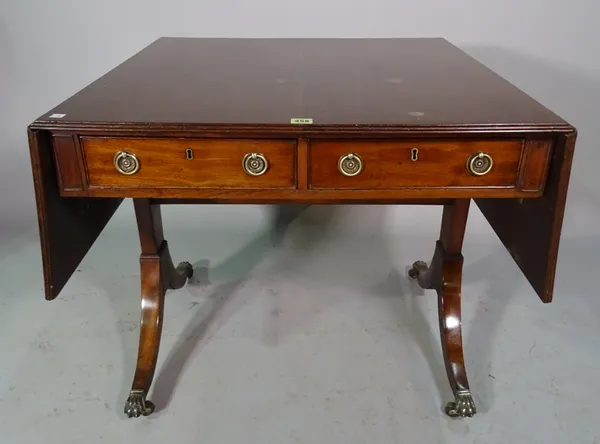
[35,37,569,130]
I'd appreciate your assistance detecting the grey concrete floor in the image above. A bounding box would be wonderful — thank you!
[1,182,599,443]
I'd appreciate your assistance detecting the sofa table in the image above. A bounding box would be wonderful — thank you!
[27,37,577,419]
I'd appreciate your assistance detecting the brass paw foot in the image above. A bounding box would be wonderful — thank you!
[177,261,194,279]
[124,390,155,418]
[444,390,476,418]
[408,260,429,279]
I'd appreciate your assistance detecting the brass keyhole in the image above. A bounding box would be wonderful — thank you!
[411,148,419,161]
[186,148,194,160]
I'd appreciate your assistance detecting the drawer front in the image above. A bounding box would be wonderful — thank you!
[309,139,526,190]
[82,138,296,189]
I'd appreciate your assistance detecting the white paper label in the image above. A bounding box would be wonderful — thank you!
[49,113,66,118]
[290,118,313,124]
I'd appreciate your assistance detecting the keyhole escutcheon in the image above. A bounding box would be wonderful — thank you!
[186,148,194,160]
[411,148,419,161]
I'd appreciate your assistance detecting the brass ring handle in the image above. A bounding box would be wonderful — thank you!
[338,153,363,177]
[466,152,493,176]
[242,152,269,176]
[114,151,140,175]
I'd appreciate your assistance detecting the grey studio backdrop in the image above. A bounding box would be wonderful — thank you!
[1,1,599,443]
[2,1,598,239]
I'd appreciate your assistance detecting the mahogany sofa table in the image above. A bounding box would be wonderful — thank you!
[27,37,577,419]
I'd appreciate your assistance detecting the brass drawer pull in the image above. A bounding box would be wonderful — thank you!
[114,151,140,175]
[467,152,493,176]
[242,152,269,176]
[338,153,363,176]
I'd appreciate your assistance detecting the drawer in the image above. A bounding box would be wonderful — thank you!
[81,138,297,189]
[309,139,549,191]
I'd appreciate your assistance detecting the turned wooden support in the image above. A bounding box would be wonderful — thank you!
[409,199,476,418]
[124,199,192,418]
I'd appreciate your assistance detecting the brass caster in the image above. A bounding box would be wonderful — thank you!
[178,261,194,279]
[124,390,155,418]
[444,390,476,418]
[408,261,428,279]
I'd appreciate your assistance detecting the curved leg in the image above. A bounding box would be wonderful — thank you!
[125,200,193,418]
[408,199,476,418]
[124,257,163,418]
[408,250,442,290]
[161,245,194,290]
[437,246,476,418]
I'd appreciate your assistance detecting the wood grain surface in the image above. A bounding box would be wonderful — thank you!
[82,137,296,189]
[309,139,524,189]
